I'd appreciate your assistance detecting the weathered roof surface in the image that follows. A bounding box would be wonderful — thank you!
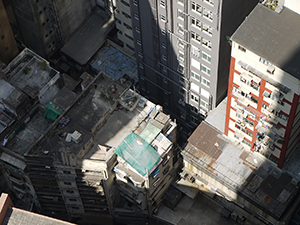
[2,207,74,225]
[61,10,114,65]
[183,121,300,219]
[231,4,300,78]
[90,46,138,83]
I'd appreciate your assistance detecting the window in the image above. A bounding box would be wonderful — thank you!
[161,15,166,21]
[139,63,144,69]
[126,44,134,51]
[238,45,246,52]
[178,51,184,62]
[136,27,140,33]
[137,39,142,45]
[240,76,246,83]
[177,24,185,36]
[160,0,165,7]
[191,71,200,81]
[178,39,184,49]
[179,76,185,84]
[161,29,166,35]
[133,0,138,6]
[121,0,130,7]
[123,22,132,30]
[201,64,211,75]
[178,64,184,74]
[203,8,213,21]
[122,11,131,19]
[242,139,251,147]
[134,14,139,20]
[191,2,202,14]
[191,115,199,124]
[191,31,201,43]
[179,88,185,96]
[259,57,270,65]
[191,106,198,114]
[263,91,270,98]
[178,0,184,5]
[191,45,200,57]
[191,17,201,29]
[153,178,161,187]
[202,52,211,62]
[64,182,72,185]
[202,38,212,49]
[162,55,167,61]
[125,33,134,41]
[191,93,199,102]
[178,10,184,20]
[203,23,212,35]
[204,0,214,6]
[1,35,4,40]
[201,77,210,87]
[138,52,143,58]
[200,99,209,109]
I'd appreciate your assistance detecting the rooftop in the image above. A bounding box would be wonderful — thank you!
[3,48,60,105]
[60,9,114,65]
[182,121,300,219]
[231,4,300,78]
[3,207,74,225]
[90,45,138,84]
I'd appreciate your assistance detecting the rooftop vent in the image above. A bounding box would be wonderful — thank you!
[71,130,82,143]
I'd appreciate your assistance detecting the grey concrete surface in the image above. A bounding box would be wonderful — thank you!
[155,192,239,225]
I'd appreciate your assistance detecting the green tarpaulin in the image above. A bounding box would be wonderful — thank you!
[44,101,63,122]
[114,132,161,176]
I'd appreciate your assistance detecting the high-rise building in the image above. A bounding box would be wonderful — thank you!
[0,0,19,64]
[8,0,98,58]
[113,0,258,129]
[224,3,300,168]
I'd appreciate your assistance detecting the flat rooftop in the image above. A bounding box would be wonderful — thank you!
[183,121,300,219]
[90,46,138,84]
[2,207,75,225]
[61,9,114,65]
[231,4,300,78]
[28,71,159,161]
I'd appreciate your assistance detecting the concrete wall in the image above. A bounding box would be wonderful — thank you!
[53,0,96,43]
[0,193,13,224]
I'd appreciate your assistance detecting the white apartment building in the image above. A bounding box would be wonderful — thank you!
[225,3,300,168]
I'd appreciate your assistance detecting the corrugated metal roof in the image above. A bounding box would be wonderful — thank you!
[183,121,300,218]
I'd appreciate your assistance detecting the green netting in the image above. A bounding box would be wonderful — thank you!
[139,123,161,144]
[114,132,161,176]
[44,101,63,122]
